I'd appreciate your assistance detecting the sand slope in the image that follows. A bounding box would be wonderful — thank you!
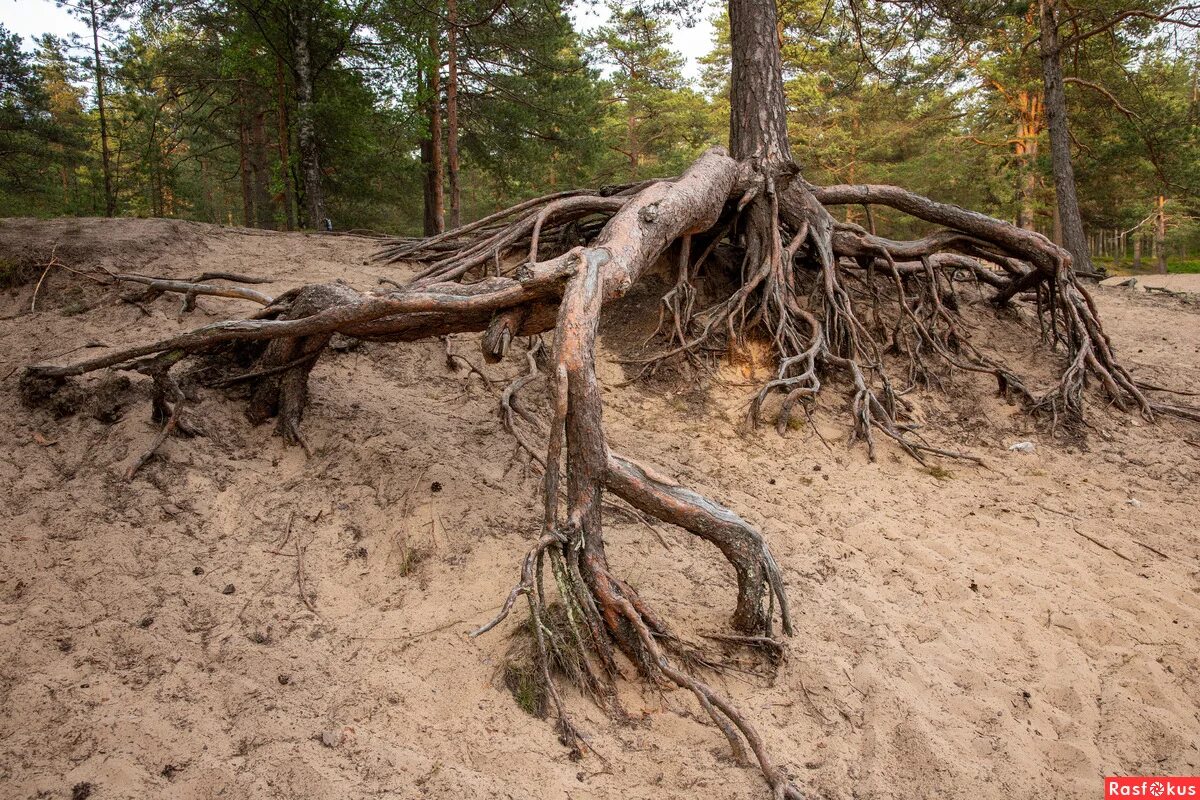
[1,218,1198,800]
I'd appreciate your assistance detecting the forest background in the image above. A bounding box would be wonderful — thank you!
[1,0,1198,272]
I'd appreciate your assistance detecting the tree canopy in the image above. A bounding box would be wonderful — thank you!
[1,0,1197,266]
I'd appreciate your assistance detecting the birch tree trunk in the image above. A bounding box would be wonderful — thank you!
[446,0,462,230]
[289,8,327,230]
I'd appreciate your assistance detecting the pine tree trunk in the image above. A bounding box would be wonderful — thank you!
[727,0,796,306]
[446,0,462,230]
[1016,92,1040,231]
[1155,195,1167,274]
[238,86,253,227]
[422,35,445,236]
[289,9,327,230]
[251,108,274,229]
[729,0,790,165]
[276,57,297,232]
[1038,0,1091,274]
[88,0,115,217]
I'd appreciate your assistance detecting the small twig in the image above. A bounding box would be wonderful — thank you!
[350,618,467,642]
[295,528,318,613]
[1071,525,1134,563]
[30,246,63,312]
[603,500,672,549]
[843,667,867,699]
[798,676,832,724]
[264,512,296,555]
[1132,539,1171,560]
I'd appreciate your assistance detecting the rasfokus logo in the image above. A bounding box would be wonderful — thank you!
[1106,778,1200,798]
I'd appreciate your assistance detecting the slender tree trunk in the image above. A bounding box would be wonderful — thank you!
[237,86,253,227]
[418,63,432,233]
[1133,231,1142,268]
[1155,195,1167,274]
[199,157,214,223]
[422,34,445,236]
[289,9,326,230]
[88,0,115,217]
[1038,0,1091,274]
[845,116,860,224]
[627,113,639,178]
[275,57,297,232]
[446,0,462,229]
[1016,91,1040,231]
[251,108,274,229]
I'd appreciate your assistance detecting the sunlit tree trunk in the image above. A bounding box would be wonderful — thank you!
[729,0,789,164]
[626,113,639,178]
[1016,91,1040,230]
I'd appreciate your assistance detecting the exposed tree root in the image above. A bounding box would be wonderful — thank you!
[20,145,1199,799]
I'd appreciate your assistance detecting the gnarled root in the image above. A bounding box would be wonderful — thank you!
[20,145,1199,799]
[479,207,804,794]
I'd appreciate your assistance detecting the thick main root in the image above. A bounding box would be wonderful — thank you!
[20,146,1198,799]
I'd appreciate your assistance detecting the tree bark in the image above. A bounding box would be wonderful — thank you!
[1016,91,1040,231]
[251,108,275,229]
[1038,0,1091,273]
[729,0,790,165]
[1155,194,1167,274]
[446,0,462,230]
[276,57,297,232]
[238,86,253,227]
[423,33,445,236]
[626,113,639,178]
[88,0,115,217]
[289,8,327,230]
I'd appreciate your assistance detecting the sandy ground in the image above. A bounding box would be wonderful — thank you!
[0,218,1198,800]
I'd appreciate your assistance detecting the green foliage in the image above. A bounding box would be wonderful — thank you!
[0,25,89,216]
[586,2,722,182]
[1168,260,1200,274]
[454,0,607,213]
